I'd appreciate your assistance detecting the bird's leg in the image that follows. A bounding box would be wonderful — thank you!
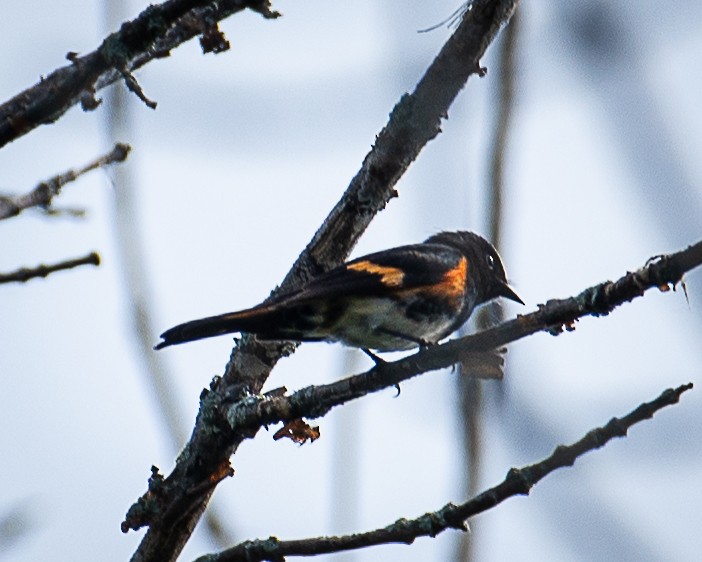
[369,329,439,397]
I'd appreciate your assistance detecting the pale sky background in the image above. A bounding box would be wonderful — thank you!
[1,2,701,561]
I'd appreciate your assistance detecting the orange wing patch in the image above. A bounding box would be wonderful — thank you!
[437,256,468,297]
[397,256,468,299]
[347,260,405,287]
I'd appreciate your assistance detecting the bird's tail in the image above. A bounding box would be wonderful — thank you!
[155,305,279,350]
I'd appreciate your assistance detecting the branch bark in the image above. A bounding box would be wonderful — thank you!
[124,2,521,561]
[0,143,130,220]
[221,238,702,432]
[0,0,279,148]
[193,382,693,561]
[0,252,100,284]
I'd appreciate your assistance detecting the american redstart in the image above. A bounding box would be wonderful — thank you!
[155,231,523,354]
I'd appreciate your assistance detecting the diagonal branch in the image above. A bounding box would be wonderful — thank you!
[125,3,521,561]
[223,238,702,432]
[221,0,521,388]
[0,143,130,220]
[194,382,693,561]
[0,0,279,148]
[0,252,100,285]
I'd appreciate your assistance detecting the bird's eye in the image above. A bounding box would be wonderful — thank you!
[486,254,495,270]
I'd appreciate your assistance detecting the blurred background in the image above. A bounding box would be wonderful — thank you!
[1,1,701,561]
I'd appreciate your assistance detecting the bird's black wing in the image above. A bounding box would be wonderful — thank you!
[268,242,466,306]
[155,242,467,349]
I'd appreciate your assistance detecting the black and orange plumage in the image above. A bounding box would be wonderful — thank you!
[155,231,522,353]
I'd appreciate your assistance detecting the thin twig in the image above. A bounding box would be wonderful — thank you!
[41,206,88,218]
[194,383,693,561]
[0,252,100,284]
[0,143,130,220]
[126,3,520,562]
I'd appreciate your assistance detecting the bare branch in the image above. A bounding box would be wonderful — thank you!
[125,3,521,562]
[0,252,100,285]
[194,383,693,561]
[225,352,503,431]
[40,206,88,218]
[220,0,521,388]
[0,143,130,220]
[226,239,702,432]
[0,1,280,148]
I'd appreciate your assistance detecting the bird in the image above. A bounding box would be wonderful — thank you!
[155,231,523,355]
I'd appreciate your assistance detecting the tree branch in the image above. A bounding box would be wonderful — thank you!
[0,143,130,220]
[0,0,279,148]
[194,382,693,561]
[125,3,520,561]
[220,238,702,433]
[221,0,521,388]
[0,252,100,285]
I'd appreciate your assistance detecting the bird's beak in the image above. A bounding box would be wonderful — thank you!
[498,282,524,305]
